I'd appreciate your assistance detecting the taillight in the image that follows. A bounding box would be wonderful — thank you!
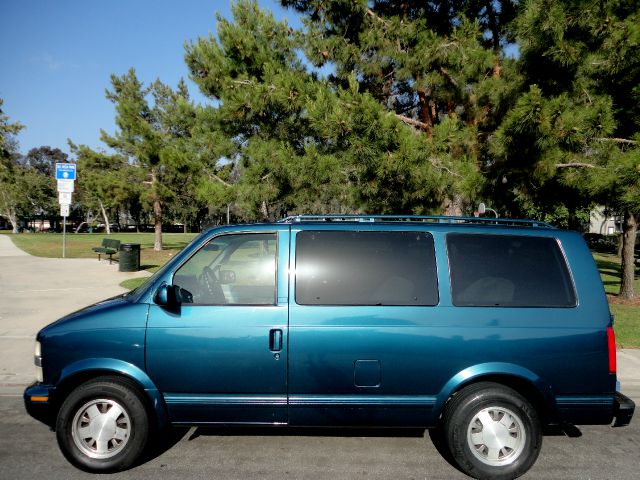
[607,326,616,374]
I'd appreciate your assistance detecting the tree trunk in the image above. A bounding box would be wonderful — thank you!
[415,74,434,137]
[0,180,17,233]
[74,221,87,234]
[619,211,637,300]
[99,200,111,235]
[9,210,19,233]
[617,233,623,257]
[151,170,162,251]
[442,194,464,217]
[417,88,434,137]
[153,198,162,251]
[260,200,269,222]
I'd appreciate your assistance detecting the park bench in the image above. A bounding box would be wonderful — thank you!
[92,238,120,264]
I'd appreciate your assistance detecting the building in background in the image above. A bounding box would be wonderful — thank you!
[589,206,622,235]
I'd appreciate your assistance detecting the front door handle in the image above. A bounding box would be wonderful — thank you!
[269,329,282,352]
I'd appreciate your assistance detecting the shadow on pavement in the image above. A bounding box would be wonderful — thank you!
[543,424,583,437]
[137,426,191,466]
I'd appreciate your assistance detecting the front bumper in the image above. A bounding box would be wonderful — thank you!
[613,391,635,427]
[24,383,56,428]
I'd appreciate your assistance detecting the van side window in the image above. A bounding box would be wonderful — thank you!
[173,233,277,305]
[447,234,576,307]
[295,231,438,306]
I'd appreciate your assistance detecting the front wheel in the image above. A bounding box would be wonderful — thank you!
[56,377,149,472]
[442,382,542,480]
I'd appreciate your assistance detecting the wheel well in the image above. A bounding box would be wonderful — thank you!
[52,371,158,429]
[447,375,550,425]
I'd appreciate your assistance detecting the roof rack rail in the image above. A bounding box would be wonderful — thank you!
[278,214,554,228]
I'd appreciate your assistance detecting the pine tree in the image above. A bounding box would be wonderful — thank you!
[186,0,513,218]
[100,70,198,250]
[281,0,521,214]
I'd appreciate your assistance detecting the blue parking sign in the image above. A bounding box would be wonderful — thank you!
[55,163,76,180]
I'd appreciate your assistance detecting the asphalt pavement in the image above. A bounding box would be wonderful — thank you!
[0,233,638,479]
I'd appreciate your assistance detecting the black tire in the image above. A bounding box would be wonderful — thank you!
[442,382,542,480]
[55,376,150,472]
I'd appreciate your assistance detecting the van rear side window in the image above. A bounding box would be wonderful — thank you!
[296,231,438,306]
[447,234,576,307]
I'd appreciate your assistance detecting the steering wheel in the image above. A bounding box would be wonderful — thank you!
[200,265,226,304]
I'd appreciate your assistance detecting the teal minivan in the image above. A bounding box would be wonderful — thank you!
[25,215,634,479]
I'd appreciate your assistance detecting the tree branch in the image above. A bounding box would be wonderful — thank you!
[439,67,458,88]
[556,162,599,169]
[594,137,637,145]
[366,8,387,26]
[210,173,231,187]
[429,157,462,178]
[395,113,429,130]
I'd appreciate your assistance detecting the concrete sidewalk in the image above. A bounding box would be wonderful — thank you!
[0,234,149,392]
[0,233,29,256]
[618,349,640,400]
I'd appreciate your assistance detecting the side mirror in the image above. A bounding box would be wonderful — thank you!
[154,283,174,307]
[154,283,194,308]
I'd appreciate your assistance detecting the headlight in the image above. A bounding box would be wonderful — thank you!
[34,341,43,383]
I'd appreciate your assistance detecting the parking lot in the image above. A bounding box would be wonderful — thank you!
[1,235,638,479]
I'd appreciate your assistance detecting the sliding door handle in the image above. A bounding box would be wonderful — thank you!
[269,329,283,352]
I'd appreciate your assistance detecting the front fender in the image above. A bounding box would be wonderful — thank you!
[57,358,169,429]
[435,362,555,418]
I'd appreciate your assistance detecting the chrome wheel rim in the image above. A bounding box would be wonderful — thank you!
[71,398,131,459]
[467,406,526,466]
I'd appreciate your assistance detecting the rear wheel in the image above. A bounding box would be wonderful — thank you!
[56,377,149,472]
[442,382,542,480]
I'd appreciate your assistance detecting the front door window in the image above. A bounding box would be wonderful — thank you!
[173,233,277,305]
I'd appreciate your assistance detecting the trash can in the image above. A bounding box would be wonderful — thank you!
[119,243,140,272]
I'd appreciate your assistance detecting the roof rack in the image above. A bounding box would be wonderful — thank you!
[278,215,554,228]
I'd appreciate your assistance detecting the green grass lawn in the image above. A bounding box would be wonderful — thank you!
[8,232,197,272]
[593,252,639,348]
[593,252,640,296]
[610,304,640,348]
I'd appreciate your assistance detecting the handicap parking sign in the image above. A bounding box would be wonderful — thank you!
[55,163,77,180]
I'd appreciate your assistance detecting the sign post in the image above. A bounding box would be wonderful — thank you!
[55,163,76,258]
[62,210,66,258]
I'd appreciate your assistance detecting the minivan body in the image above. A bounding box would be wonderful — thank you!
[24,215,635,479]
